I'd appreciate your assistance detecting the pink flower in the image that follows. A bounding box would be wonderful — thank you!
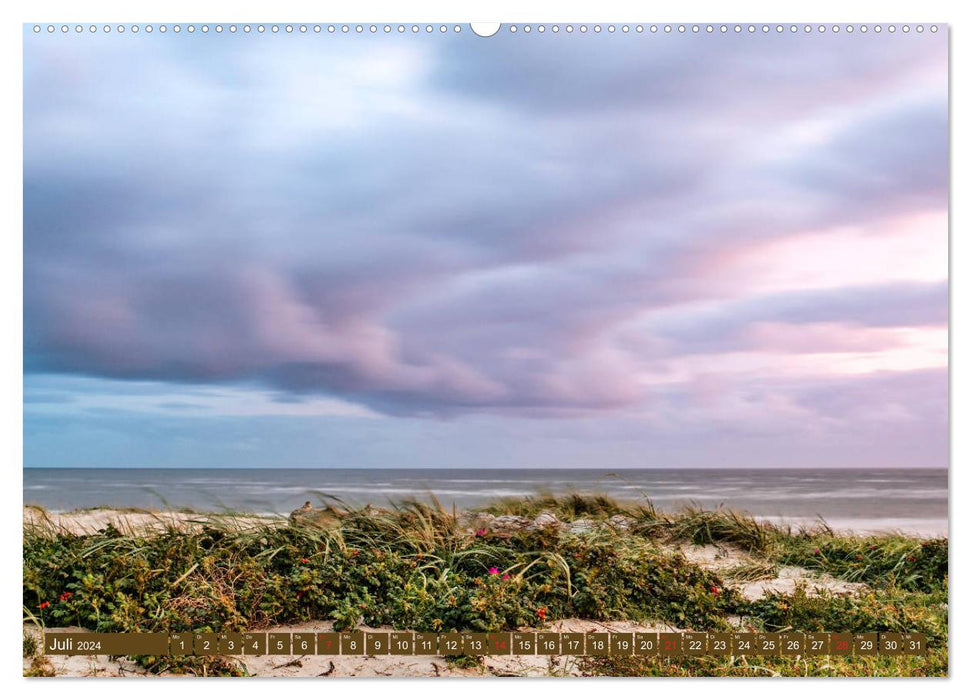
[300,558,309,564]
[476,528,488,537]
[813,548,821,555]
[488,567,500,575]
[502,574,511,581]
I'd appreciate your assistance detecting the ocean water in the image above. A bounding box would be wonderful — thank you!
[23,468,948,536]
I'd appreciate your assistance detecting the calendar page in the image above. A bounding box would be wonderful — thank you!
[22,19,948,679]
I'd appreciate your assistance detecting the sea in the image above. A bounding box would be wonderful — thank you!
[23,467,948,536]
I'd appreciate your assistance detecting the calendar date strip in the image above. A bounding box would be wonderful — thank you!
[44,631,928,657]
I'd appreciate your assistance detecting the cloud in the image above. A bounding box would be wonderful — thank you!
[434,31,945,120]
[23,367,948,469]
[23,29,948,423]
[776,97,948,218]
[640,281,947,354]
[24,374,379,419]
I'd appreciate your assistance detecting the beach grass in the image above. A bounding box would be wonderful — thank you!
[22,494,947,677]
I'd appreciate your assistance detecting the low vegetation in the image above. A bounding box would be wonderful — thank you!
[23,494,947,677]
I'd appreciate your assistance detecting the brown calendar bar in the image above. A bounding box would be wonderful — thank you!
[42,631,932,657]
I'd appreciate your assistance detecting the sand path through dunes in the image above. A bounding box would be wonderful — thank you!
[674,543,867,600]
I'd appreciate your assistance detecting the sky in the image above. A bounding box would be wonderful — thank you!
[23,27,948,469]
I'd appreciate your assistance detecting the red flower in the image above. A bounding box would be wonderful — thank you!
[710,586,721,596]
[300,558,309,564]
[813,548,821,555]
[297,591,304,599]
[475,528,488,537]
[488,567,500,575]
[39,601,50,609]
[502,574,511,581]
[59,591,72,602]
[536,607,548,621]
[350,549,358,556]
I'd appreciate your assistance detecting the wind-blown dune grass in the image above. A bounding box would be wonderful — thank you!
[22,494,947,677]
